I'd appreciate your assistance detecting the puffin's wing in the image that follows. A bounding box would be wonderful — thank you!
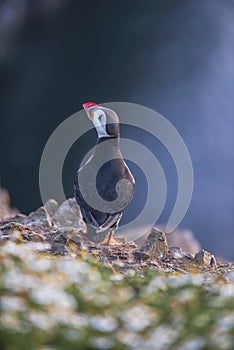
[77,154,93,174]
[74,171,110,228]
[123,160,135,185]
[74,156,134,230]
[96,158,135,207]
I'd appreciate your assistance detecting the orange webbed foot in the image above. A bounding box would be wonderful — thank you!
[100,237,122,246]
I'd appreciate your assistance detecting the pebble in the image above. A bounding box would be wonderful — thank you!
[44,199,59,217]
[59,227,81,244]
[26,207,53,228]
[168,247,185,259]
[52,198,86,232]
[194,250,217,267]
[133,251,150,261]
[134,228,168,260]
[49,242,68,255]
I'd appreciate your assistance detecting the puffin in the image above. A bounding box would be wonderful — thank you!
[73,102,135,245]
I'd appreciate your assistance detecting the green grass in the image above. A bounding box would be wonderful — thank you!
[0,241,234,350]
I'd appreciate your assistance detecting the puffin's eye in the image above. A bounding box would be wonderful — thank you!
[98,115,102,122]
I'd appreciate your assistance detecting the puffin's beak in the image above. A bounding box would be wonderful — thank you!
[82,102,99,120]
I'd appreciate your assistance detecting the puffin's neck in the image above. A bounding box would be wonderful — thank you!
[95,135,120,156]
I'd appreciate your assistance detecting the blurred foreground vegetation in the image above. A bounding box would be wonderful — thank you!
[0,241,234,350]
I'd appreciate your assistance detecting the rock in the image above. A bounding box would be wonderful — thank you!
[52,198,86,232]
[128,241,138,248]
[167,246,194,260]
[44,199,59,217]
[52,227,81,245]
[133,228,168,261]
[49,242,68,255]
[133,251,150,261]
[5,207,53,229]
[1,206,53,232]
[135,227,201,256]
[0,222,44,243]
[0,188,18,221]
[26,207,53,228]
[142,228,168,259]
[168,247,186,259]
[0,222,32,233]
[51,231,67,245]
[194,250,216,267]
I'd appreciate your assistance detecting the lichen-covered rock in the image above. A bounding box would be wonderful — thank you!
[52,198,86,232]
[194,250,216,267]
[49,242,68,255]
[52,227,82,245]
[0,222,44,243]
[134,227,168,260]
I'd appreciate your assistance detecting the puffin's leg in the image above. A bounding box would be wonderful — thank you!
[100,223,122,246]
[106,227,119,245]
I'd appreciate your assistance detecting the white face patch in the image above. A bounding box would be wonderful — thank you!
[93,109,110,138]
